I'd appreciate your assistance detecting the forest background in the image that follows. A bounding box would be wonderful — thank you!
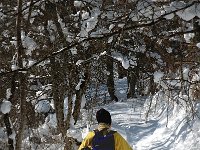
[1,0,200,149]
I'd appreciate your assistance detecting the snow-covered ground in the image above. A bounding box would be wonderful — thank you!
[71,78,200,150]
[74,96,200,150]
[1,78,200,150]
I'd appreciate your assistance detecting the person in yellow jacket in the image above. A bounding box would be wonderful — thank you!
[78,108,133,150]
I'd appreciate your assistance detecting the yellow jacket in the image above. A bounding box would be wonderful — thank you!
[78,124,133,150]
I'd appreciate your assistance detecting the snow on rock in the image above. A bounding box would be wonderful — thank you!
[35,100,51,113]
[0,100,12,114]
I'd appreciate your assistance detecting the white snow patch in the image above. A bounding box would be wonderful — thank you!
[184,32,194,43]
[36,91,48,100]
[6,88,12,99]
[76,60,84,66]
[86,16,98,32]
[108,36,113,43]
[75,79,85,90]
[81,123,90,139]
[183,67,189,80]
[74,1,84,7]
[82,11,90,20]
[35,100,51,113]
[112,52,130,69]
[100,51,107,56]
[0,100,12,114]
[154,70,164,83]
[109,24,115,31]
[0,127,6,141]
[196,43,200,48]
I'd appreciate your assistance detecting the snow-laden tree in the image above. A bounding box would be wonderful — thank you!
[1,0,200,149]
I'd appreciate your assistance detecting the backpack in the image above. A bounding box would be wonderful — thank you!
[92,129,116,150]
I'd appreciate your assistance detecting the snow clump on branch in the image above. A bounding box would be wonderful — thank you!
[0,100,12,114]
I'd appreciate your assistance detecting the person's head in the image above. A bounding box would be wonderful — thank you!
[96,108,111,125]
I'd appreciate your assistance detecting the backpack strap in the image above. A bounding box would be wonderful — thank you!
[94,128,116,137]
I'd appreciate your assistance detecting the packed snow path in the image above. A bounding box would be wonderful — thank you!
[102,99,157,150]
[79,98,200,150]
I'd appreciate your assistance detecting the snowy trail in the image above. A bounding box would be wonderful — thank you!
[74,96,200,150]
[102,100,157,149]
[75,78,200,150]
[91,98,200,150]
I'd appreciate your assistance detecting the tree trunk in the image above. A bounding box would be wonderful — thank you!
[50,57,65,135]
[15,73,27,150]
[148,75,157,95]
[73,72,90,124]
[117,62,127,79]
[106,52,118,102]
[127,68,138,98]
[43,4,72,146]
[15,0,27,149]
[193,16,200,43]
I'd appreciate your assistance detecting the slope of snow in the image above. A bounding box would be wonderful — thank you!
[75,98,200,150]
[8,78,199,150]
[73,79,200,150]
